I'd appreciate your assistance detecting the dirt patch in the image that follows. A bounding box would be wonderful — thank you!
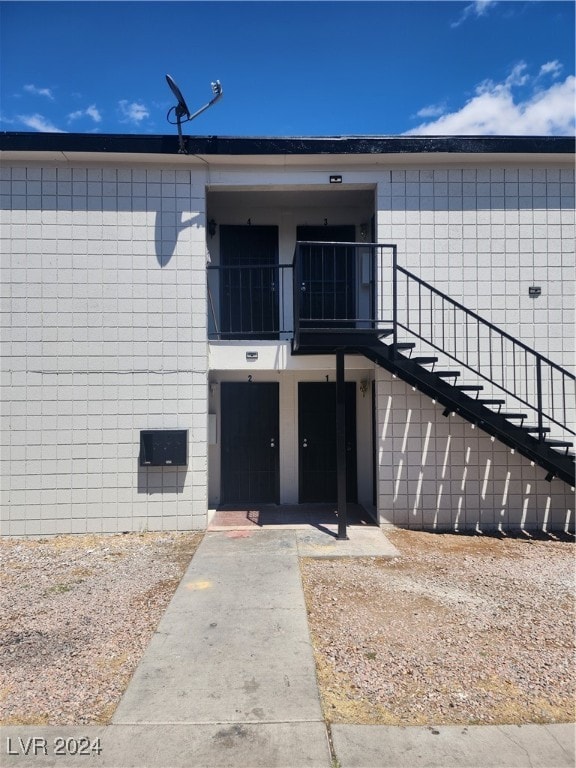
[0,531,202,725]
[301,529,575,726]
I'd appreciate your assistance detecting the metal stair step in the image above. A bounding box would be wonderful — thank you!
[500,413,527,420]
[392,342,416,351]
[545,440,573,448]
[412,357,438,365]
[436,371,460,379]
[456,385,483,392]
[478,399,505,406]
[524,426,551,434]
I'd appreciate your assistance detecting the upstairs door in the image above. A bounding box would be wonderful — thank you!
[296,225,356,327]
[220,225,279,339]
[298,381,357,502]
[221,382,279,504]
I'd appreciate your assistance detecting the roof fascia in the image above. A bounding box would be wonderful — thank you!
[1,132,574,158]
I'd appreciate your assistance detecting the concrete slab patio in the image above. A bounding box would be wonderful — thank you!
[2,523,574,768]
[209,503,401,557]
[207,502,378,530]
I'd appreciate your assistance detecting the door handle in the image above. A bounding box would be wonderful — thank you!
[270,438,276,448]
[302,438,308,448]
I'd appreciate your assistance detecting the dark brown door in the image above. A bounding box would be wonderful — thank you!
[298,381,357,502]
[220,225,279,339]
[221,382,279,503]
[296,225,356,326]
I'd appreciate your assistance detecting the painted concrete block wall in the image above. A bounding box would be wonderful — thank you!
[376,166,575,370]
[0,164,209,536]
[376,368,574,533]
[374,164,575,530]
[1,157,574,536]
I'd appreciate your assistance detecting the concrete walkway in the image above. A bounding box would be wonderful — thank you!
[2,526,574,767]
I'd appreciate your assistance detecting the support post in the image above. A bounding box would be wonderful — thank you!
[535,356,544,442]
[336,349,348,540]
[391,244,398,359]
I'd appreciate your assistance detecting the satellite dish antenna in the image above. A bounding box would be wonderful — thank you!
[166,75,191,120]
[165,74,223,154]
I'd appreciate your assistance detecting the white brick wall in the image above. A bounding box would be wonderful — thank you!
[1,156,574,536]
[1,164,209,536]
[377,166,575,368]
[375,164,575,531]
[375,368,574,532]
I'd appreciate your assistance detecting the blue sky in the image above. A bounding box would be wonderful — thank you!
[1,1,574,136]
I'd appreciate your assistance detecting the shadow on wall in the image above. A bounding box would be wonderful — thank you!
[154,210,203,267]
[377,392,575,534]
[137,466,188,495]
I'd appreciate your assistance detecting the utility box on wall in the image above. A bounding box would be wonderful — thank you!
[139,430,188,467]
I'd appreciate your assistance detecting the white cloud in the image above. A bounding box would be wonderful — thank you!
[451,0,497,28]
[539,60,563,79]
[118,100,149,124]
[407,63,576,136]
[17,113,65,133]
[500,61,530,89]
[86,105,102,123]
[23,84,54,100]
[416,103,447,119]
[68,104,102,123]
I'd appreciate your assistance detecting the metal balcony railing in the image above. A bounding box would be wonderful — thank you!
[292,241,397,345]
[207,264,293,340]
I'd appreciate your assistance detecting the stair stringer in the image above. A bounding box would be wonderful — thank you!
[356,340,575,488]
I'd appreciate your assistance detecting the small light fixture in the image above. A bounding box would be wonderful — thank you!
[528,286,541,298]
[208,219,217,238]
[329,175,342,184]
[359,379,369,397]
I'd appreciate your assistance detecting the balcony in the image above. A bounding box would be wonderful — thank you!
[207,242,396,345]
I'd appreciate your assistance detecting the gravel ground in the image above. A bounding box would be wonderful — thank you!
[2,528,574,729]
[301,529,575,726]
[0,532,202,726]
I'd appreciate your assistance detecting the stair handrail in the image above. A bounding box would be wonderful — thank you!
[393,265,575,439]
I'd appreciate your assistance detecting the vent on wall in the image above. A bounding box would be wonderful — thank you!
[139,430,188,467]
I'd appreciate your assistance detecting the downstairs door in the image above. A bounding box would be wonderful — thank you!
[298,381,357,503]
[221,382,279,504]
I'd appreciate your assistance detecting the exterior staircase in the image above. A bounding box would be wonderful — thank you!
[293,245,575,488]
